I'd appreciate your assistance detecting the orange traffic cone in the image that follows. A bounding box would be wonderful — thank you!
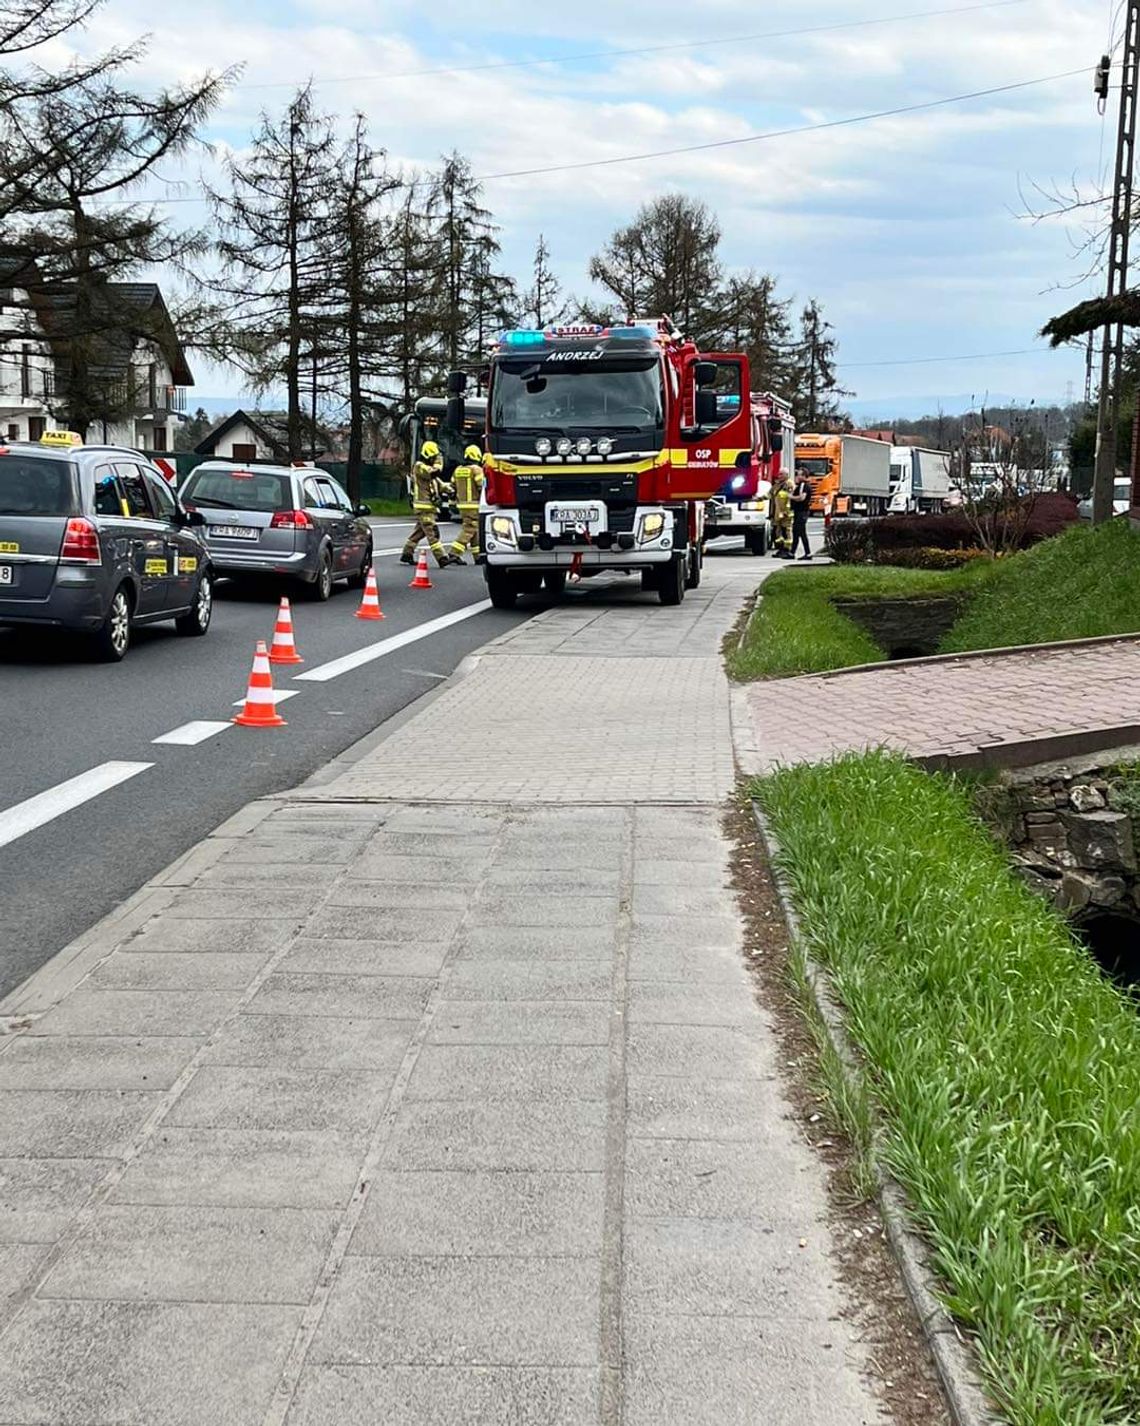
[409,548,433,589]
[268,596,303,664]
[233,640,287,727]
[355,566,385,620]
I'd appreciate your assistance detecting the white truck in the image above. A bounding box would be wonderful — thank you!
[888,446,953,514]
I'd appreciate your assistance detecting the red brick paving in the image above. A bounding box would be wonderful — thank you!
[742,641,1140,768]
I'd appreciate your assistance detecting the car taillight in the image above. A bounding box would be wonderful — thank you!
[60,517,101,563]
[270,509,314,529]
[485,470,516,506]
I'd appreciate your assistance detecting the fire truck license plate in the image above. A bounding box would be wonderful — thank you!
[546,502,606,534]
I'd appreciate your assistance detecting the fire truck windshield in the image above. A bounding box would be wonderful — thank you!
[491,359,663,436]
[795,458,831,477]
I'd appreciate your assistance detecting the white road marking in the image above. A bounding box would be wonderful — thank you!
[0,762,153,853]
[372,547,406,557]
[296,599,493,684]
[152,721,232,746]
[232,689,300,708]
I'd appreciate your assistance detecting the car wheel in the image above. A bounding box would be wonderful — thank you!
[176,571,213,636]
[309,549,334,601]
[91,585,132,662]
[746,528,767,557]
[543,570,567,598]
[347,544,373,590]
[486,566,518,610]
[685,543,702,589]
[658,553,686,606]
[640,568,658,592]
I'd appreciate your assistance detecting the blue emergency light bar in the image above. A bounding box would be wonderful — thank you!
[497,322,661,348]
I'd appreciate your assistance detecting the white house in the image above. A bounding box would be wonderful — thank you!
[0,256,56,443]
[0,255,193,451]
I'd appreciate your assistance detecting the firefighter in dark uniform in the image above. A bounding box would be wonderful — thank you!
[400,439,450,568]
[446,443,485,564]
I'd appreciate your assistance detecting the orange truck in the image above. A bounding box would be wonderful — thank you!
[794,432,892,517]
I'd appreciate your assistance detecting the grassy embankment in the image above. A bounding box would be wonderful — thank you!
[729,520,1140,680]
[756,751,1140,1426]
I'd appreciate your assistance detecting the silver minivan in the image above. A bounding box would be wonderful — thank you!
[180,461,373,600]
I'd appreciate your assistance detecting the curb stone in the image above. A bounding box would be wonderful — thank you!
[750,799,999,1426]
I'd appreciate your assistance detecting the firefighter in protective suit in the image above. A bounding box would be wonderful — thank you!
[771,473,793,558]
[401,440,450,568]
[445,444,485,564]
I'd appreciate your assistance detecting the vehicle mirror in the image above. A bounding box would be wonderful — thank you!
[447,370,467,396]
[770,434,784,452]
[184,508,207,527]
[695,389,718,426]
[694,361,718,387]
[354,502,370,517]
[446,396,465,433]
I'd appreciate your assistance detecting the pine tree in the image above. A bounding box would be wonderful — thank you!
[523,234,568,328]
[794,299,850,428]
[208,86,337,460]
[719,272,796,396]
[0,68,224,435]
[589,195,723,340]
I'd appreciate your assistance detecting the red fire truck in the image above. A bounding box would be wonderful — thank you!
[706,391,795,556]
[449,318,755,608]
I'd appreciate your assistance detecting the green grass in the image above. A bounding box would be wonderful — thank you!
[364,497,412,518]
[726,564,977,680]
[756,752,1140,1425]
[941,519,1140,652]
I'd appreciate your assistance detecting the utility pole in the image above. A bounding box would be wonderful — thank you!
[1093,13,1140,520]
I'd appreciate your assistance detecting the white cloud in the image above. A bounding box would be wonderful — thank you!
[24,0,1110,401]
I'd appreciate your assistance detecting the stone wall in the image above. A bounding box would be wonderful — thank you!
[977,761,1140,917]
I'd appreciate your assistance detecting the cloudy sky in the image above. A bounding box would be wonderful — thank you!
[43,0,1118,413]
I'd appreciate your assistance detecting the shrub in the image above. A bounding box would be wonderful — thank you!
[826,493,1080,564]
[874,546,992,571]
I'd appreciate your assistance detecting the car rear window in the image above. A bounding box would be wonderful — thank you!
[0,456,78,516]
[182,468,293,512]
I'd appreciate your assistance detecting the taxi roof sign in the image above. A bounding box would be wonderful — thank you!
[40,431,83,448]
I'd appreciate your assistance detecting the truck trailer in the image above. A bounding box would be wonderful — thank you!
[887,445,953,514]
[795,433,892,517]
[459,318,756,608]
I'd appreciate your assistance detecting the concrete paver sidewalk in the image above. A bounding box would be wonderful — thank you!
[738,637,1140,772]
[0,563,883,1425]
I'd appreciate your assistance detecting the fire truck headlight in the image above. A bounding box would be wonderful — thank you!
[535,437,552,456]
[575,438,592,456]
[637,512,666,543]
[730,474,747,492]
[596,437,614,456]
[490,516,517,547]
[556,438,573,457]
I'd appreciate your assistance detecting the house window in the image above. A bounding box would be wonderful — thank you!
[153,427,167,452]
[231,443,257,461]
[6,424,17,441]
[28,417,45,441]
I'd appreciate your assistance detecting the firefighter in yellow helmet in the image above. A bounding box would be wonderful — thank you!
[445,443,485,565]
[400,439,450,568]
[770,472,793,558]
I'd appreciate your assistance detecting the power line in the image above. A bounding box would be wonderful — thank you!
[240,0,1030,91]
[101,64,1090,207]
[478,67,1089,180]
[839,347,1052,369]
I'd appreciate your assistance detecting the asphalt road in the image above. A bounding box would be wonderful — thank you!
[0,520,534,998]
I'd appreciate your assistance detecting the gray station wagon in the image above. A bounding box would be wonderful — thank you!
[179,461,373,600]
[0,437,213,661]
